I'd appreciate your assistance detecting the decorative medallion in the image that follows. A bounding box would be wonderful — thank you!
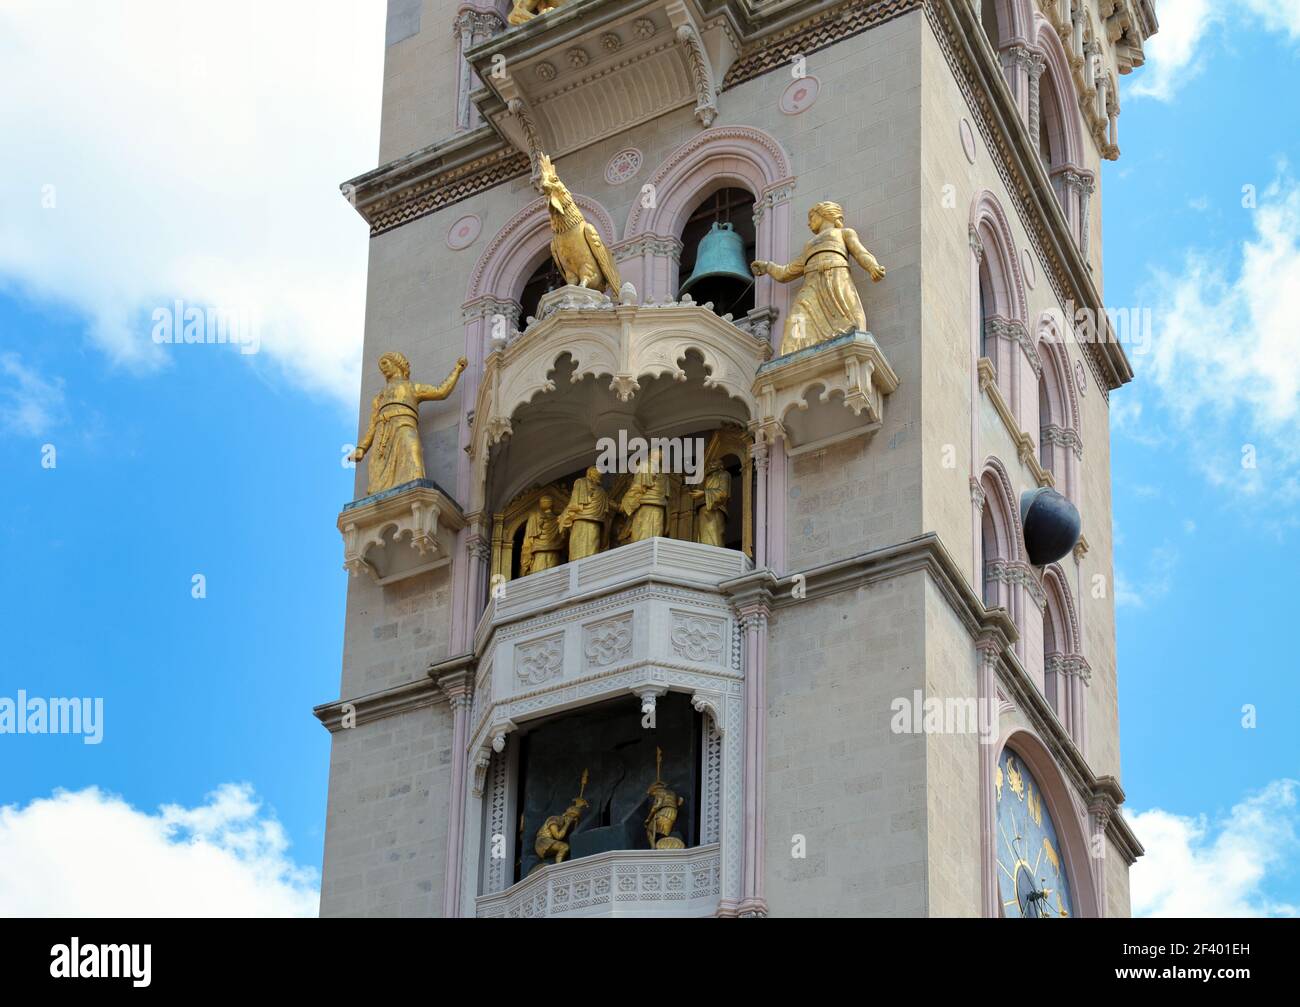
[582,614,633,669]
[604,147,643,185]
[566,47,589,69]
[779,75,820,115]
[670,612,725,665]
[960,117,977,164]
[1074,359,1087,394]
[1021,248,1036,289]
[515,634,564,686]
[535,61,557,82]
[632,17,655,39]
[446,213,482,250]
[600,32,621,52]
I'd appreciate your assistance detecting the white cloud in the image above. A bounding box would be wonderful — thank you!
[1138,173,1300,504]
[0,352,65,436]
[1130,779,1299,917]
[0,1,384,408]
[0,784,318,917]
[1130,0,1300,102]
[1129,0,1219,101]
[1114,542,1179,609]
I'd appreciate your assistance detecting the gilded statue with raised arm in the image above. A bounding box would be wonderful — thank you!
[750,200,886,356]
[351,352,468,496]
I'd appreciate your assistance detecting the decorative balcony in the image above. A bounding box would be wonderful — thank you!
[458,538,748,917]
[752,330,899,453]
[337,479,465,584]
[465,285,770,515]
[477,843,721,918]
[467,0,739,161]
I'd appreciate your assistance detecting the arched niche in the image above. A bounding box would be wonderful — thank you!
[624,125,794,325]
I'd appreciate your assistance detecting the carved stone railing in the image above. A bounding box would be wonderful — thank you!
[476,844,722,917]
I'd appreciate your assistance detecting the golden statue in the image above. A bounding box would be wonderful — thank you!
[535,152,622,297]
[750,200,885,356]
[533,769,589,868]
[508,0,563,27]
[351,352,468,496]
[619,450,671,542]
[644,747,685,850]
[559,466,608,562]
[520,493,566,575]
[690,459,731,548]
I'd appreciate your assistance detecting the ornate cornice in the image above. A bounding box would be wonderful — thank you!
[928,0,1133,394]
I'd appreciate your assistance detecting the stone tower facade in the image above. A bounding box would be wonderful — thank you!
[315,0,1156,917]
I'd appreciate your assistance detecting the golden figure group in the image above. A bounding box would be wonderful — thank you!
[352,352,468,496]
[516,441,734,579]
[533,769,589,868]
[751,200,886,356]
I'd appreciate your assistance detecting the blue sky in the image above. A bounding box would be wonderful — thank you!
[0,1,1297,916]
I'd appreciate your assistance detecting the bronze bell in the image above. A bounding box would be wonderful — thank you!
[678,222,754,307]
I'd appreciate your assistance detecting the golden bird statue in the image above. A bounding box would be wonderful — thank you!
[535,152,622,299]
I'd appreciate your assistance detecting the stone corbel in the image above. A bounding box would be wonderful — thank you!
[472,745,493,798]
[752,331,900,452]
[338,480,467,584]
[690,690,725,732]
[666,2,718,128]
[633,685,669,716]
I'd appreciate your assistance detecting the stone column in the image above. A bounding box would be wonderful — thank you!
[975,635,1002,918]
[1027,51,1047,144]
[453,8,504,132]
[737,601,770,917]
[751,439,769,569]
[434,664,475,917]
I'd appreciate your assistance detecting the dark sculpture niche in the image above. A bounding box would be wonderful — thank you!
[516,693,701,880]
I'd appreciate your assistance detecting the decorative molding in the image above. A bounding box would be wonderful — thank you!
[583,614,634,669]
[985,558,1048,611]
[312,676,443,733]
[515,633,565,686]
[670,612,726,666]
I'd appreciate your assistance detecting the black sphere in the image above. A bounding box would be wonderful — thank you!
[1019,488,1081,566]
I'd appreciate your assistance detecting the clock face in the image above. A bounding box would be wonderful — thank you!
[995,749,1074,918]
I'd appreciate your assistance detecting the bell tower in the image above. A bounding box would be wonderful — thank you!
[315,0,1158,917]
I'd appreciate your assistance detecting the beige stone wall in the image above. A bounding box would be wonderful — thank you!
[922,576,984,916]
[764,571,929,916]
[319,702,454,917]
[378,0,466,166]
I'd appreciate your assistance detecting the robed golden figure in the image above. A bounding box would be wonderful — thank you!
[520,494,566,575]
[352,352,467,496]
[619,450,671,542]
[691,460,731,548]
[751,201,885,356]
[560,467,608,562]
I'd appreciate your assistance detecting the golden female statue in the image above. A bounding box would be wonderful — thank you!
[690,459,731,548]
[750,201,886,356]
[351,352,467,496]
[619,450,671,542]
[560,467,608,562]
[520,494,566,575]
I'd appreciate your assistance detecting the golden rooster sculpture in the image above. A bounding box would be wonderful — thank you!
[535,152,622,299]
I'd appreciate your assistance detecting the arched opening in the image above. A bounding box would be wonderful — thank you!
[518,256,567,326]
[981,0,1006,50]
[1043,594,1062,713]
[979,257,997,370]
[677,187,757,319]
[981,506,1000,607]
